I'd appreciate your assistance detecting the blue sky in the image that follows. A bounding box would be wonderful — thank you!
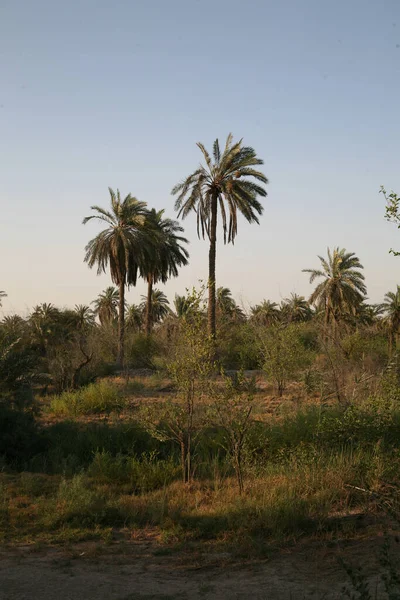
[1,0,400,315]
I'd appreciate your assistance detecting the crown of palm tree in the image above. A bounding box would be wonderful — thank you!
[172,134,268,245]
[74,305,96,330]
[92,287,119,325]
[83,188,149,286]
[173,294,198,319]
[126,304,143,331]
[250,300,281,326]
[140,289,170,324]
[0,291,7,308]
[281,293,312,323]
[141,208,189,284]
[303,247,366,324]
[381,287,400,329]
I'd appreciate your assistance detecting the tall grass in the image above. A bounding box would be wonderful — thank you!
[49,380,125,416]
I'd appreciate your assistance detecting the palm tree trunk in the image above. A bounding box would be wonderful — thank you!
[118,280,125,368]
[145,277,153,336]
[208,192,218,338]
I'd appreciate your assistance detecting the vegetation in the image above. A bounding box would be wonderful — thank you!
[172,133,268,338]
[83,188,150,367]
[2,152,400,594]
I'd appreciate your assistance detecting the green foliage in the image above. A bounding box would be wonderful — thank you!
[49,380,124,416]
[261,324,313,395]
[140,306,213,482]
[382,186,400,256]
[126,332,160,368]
[303,247,367,326]
[208,371,257,492]
[87,451,179,492]
[217,321,261,370]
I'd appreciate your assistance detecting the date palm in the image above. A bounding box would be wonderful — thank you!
[126,304,143,332]
[140,209,189,335]
[303,247,366,332]
[172,133,268,337]
[140,288,170,327]
[92,287,119,326]
[73,305,96,330]
[83,188,149,366]
[217,287,245,322]
[381,287,400,353]
[250,300,280,326]
[173,293,199,319]
[0,291,6,308]
[281,293,312,323]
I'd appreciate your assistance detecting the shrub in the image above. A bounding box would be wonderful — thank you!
[49,380,124,416]
[0,404,44,467]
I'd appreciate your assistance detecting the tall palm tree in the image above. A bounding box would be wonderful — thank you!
[83,188,149,366]
[381,287,400,353]
[0,291,7,308]
[140,289,170,327]
[92,287,119,326]
[250,300,281,326]
[281,293,312,323]
[140,209,189,336]
[172,134,268,337]
[303,247,366,333]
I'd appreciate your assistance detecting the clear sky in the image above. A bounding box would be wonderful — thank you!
[1,0,400,316]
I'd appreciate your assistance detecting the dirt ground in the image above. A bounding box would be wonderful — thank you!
[0,534,393,600]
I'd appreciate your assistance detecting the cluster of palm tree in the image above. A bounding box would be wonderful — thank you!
[83,134,269,367]
[250,294,313,326]
[83,189,189,366]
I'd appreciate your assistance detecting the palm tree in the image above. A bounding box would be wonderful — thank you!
[354,301,384,328]
[92,287,119,326]
[216,287,246,322]
[126,304,143,332]
[0,291,7,307]
[381,287,400,353]
[140,209,189,335]
[303,248,366,333]
[173,293,198,319]
[281,293,312,323]
[250,300,281,326]
[83,188,149,366]
[140,289,170,327]
[74,305,96,330]
[172,134,268,337]
[29,303,61,350]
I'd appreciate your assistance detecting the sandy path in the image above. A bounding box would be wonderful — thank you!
[0,538,388,600]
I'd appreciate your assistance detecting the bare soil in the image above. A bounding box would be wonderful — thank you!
[0,534,394,600]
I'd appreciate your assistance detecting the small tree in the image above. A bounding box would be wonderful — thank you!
[382,186,400,256]
[209,371,256,494]
[261,324,312,396]
[139,289,213,483]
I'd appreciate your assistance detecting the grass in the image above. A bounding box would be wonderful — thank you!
[3,376,400,559]
[1,443,398,553]
[48,380,126,416]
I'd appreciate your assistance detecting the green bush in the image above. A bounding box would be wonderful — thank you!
[49,380,125,416]
[0,404,44,467]
[126,333,159,369]
[55,474,111,527]
[87,450,179,492]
